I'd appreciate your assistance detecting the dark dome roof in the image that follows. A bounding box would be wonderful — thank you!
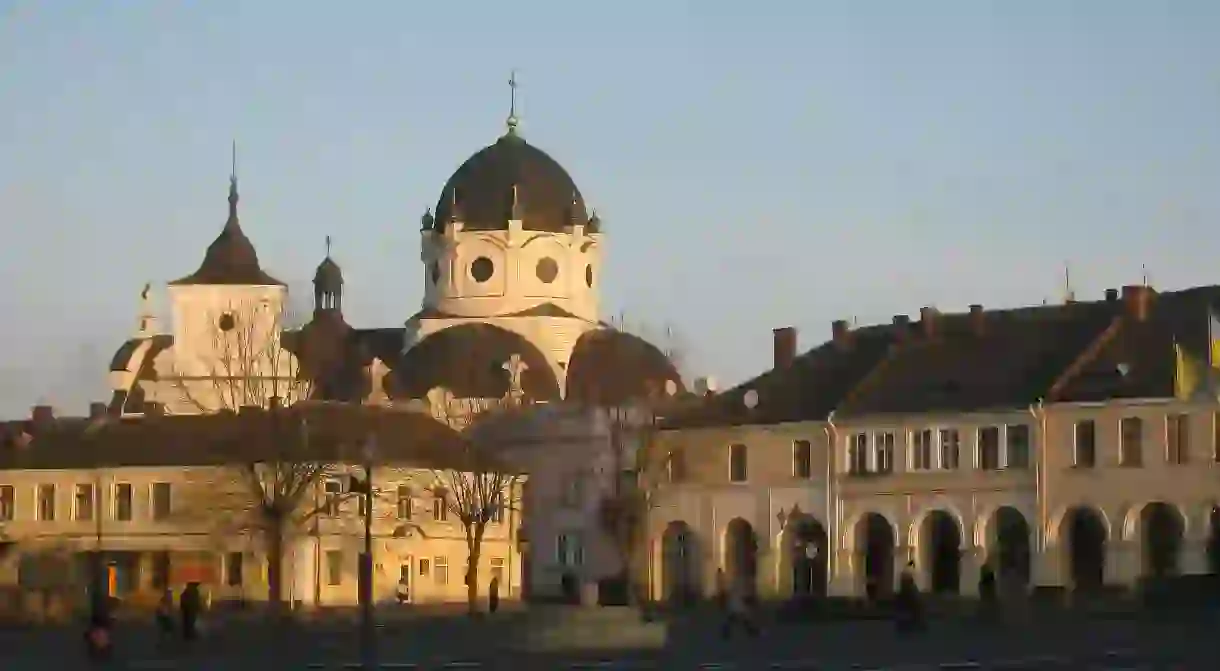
[431,133,598,234]
[565,328,684,405]
[313,256,343,291]
[170,177,284,287]
[390,323,561,401]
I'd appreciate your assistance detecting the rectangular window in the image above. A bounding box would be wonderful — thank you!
[74,483,95,521]
[977,427,1001,470]
[728,443,748,482]
[324,479,342,516]
[911,429,933,471]
[1167,413,1190,464]
[1074,420,1096,468]
[432,493,448,521]
[490,557,505,584]
[849,433,869,474]
[792,440,812,479]
[666,452,686,482]
[151,551,170,590]
[434,557,449,585]
[326,551,343,586]
[36,484,55,521]
[419,558,430,576]
[396,485,413,520]
[939,429,960,470]
[874,432,895,474]
[556,533,585,566]
[113,483,133,521]
[151,482,172,521]
[1120,417,1143,467]
[225,552,244,586]
[0,485,13,521]
[1006,424,1031,470]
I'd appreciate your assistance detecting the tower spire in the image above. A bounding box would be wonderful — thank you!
[325,234,332,258]
[227,140,239,226]
[506,70,520,136]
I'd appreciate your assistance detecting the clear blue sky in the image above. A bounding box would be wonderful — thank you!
[1,1,1218,417]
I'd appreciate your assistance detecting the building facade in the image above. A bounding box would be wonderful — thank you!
[648,286,1220,602]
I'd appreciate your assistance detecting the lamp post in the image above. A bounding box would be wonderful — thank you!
[358,434,376,668]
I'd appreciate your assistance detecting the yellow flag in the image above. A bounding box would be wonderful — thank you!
[1175,342,1203,400]
[1210,310,1220,369]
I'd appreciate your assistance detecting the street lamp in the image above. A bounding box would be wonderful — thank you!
[357,434,377,668]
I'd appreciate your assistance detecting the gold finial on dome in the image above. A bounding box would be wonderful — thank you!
[506,69,521,136]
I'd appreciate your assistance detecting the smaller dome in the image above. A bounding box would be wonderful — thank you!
[566,328,684,405]
[314,256,343,292]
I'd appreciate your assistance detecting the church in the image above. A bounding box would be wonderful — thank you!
[94,93,685,605]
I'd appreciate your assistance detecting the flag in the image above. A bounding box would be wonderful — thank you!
[1209,309,1220,369]
[1174,341,1204,400]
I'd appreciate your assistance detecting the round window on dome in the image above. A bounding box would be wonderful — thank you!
[536,257,559,284]
[429,262,440,284]
[470,257,494,283]
[585,264,594,288]
[218,313,236,332]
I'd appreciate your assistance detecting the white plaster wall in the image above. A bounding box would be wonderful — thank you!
[420,220,602,322]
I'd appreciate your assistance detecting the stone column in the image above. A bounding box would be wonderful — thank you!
[1106,540,1134,588]
[137,552,153,593]
[959,546,981,596]
[828,549,856,597]
[1031,545,1061,588]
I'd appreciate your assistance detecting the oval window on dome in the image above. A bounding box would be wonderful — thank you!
[536,257,559,284]
[585,264,594,288]
[217,313,236,332]
[470,257,494,283]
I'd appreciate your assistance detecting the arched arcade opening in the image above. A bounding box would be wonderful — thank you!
[723,518,758,591]
[1062,506,1107,591]
[854,513,895,600]
[779,515,828,598]
[986,506,1032,588]
[660,521,701,604]
[1139,502,1185,579]
[919,510,962,594]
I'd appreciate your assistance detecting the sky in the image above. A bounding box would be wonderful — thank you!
[1,1,1219,418]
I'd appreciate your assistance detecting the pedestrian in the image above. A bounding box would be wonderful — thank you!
[895,561,922,634]
[155,588,176,637]
[720,575,759,639]
[488,575,500,614]
[978,562,997,622]
[83,585,113,663]
[395,576,410,605]
[179,582,201,642]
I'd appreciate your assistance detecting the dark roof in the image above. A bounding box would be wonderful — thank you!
[430,133,598,234]
[390,323,561,401]
[664,324,901,429]
[1047,285,1220,403]
[313,255,343,292]
[0,404,467,471]
[565,328,684,406]
[836,302,1117,416]
[107,334,174,414]
[169,177,285,286]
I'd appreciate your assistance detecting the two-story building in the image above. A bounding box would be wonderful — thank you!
[0,402,523,609]
[648,284,1220,602]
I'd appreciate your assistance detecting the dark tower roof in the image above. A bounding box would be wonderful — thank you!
[428,133,597,234]
[314,256,343,291]
[170,175,284,286]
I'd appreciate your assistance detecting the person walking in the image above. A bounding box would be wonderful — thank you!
[895,561,922,634]
[155,588,175,637]
[179,582,201,642]
[720,575,759,639]
[978,562,997,623]
[488,575,501,614]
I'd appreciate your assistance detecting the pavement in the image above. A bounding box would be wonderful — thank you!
[1,604,1216,670]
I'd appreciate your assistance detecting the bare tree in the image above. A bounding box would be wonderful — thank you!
[415,390,525,615]
[170,303,311,414]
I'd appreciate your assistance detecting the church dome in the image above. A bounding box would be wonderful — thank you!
[565,328,684,405]
[390,323,561,401]
[430,133,597,234]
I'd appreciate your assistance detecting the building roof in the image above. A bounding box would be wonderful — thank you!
[169,177,285,286]
[565,328,685,406]
[663,284,1220,430]
[0,404,467,471]
[430,133,597,234]
[389,323,561,402]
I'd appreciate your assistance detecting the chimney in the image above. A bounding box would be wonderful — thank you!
[892,315,911,340]
[89,402,109,420]
[969,304,985,335]
[31,405,54,428]
[919,306,938,338]
[772,327,797,369]
[1104,288,1119,303]
[831,320,852,349]
[1121,285,1154,322]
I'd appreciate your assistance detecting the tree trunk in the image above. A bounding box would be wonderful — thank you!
[266,521,286,615]
[466,525,485,616]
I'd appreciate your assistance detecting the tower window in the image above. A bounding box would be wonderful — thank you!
[429,262,440,284]
[471,257,494,283]
[536,257,559,283]
[585,264,594,287]
[217,313,236,332]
